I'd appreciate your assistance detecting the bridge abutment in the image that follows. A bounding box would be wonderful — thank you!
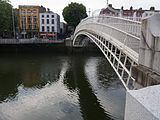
[139,14,160,74]
[125,14,160,120]
[125,85,160,120]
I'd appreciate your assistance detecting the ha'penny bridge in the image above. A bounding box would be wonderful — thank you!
[72,14,160,120]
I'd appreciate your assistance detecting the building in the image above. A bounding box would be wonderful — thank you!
[100,4,120,16]
[100,4,160,18]
[60,22,67,38]
[100,4,144,17]
[121,6,144,18]
[142,7,160,18]
[39,10,60,40]
[18,5,45,38]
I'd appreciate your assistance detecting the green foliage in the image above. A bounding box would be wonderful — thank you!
[62,2,88,29]
[0,0,13,38]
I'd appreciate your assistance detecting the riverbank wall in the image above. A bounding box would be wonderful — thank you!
[0,39,101,55]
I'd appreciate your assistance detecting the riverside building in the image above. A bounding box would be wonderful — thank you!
[39,9,60,40]
[18,5,46,38]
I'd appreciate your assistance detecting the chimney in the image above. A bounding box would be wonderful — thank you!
[108,4,112,8]
[150,7,155,11]
[130,6,133,10]
[121,6,124,10]
[47,8,50,12]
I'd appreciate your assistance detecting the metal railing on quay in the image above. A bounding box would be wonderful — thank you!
[0,39,64,44]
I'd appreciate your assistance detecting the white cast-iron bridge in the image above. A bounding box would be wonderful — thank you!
[73,14,160,120]
[73,15,142,90]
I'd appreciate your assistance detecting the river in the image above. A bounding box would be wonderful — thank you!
[0,53,126,120]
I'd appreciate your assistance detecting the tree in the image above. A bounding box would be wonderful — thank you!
[0,0,13,38]
[62,2,88,29]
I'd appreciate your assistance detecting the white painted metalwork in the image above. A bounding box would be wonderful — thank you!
[78,16,141,37]
[73,16,141,90]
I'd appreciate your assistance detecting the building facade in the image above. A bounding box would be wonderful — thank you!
[100,4,160,19]
[39,11,60,40]
[142,7,160,18]
[100,4,119,16]
[18,5,42,38]
[60,22,67,35]
[121,7,144,18]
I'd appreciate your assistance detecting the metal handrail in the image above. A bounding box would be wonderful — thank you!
[0,39,64,44]
[78,16,141,37]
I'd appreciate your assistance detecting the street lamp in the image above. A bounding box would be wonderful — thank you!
[88,8,91,16]
[23,16,25,39]
[21,10,26,39]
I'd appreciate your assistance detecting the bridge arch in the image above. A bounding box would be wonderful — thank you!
[73,16,141,90]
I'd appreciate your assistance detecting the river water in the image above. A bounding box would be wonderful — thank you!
[0,53,126,120]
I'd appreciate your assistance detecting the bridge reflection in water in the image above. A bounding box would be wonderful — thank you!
[0,54,125,120]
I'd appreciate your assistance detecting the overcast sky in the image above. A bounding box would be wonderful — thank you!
[10,0,160,21]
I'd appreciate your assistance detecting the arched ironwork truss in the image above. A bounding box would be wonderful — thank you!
[73,30,138,90]
[73,16,141,90]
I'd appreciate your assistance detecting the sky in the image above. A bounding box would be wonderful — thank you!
[10,0,160,22]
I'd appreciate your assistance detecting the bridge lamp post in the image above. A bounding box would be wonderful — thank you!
[88,8,91,16]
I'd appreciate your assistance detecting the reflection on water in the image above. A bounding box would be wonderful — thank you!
[0,54,125,120]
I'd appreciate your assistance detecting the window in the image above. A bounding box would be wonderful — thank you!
[42,19,44,24]
[22,16,26,29]
[52,26,54,32]
[52,19,54,24]
[21,10,26,14]
[42,15,44,18]
[47,26,50,32]
[27,10,32,14]
[22,16,26,20]
[22,25,26,30]
[42,26,45,32]
[33,9,37,13]
[33,16,37,23]
[52,15,54,18]
[34,25,37,29]
[47,19,49,24]
[28,16,32,24]
[47,15,49,18]
[28,24,32,29]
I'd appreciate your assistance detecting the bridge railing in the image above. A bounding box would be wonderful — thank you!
[78,16,141,37]
[75,22,139,59]
[75,17,140,52]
